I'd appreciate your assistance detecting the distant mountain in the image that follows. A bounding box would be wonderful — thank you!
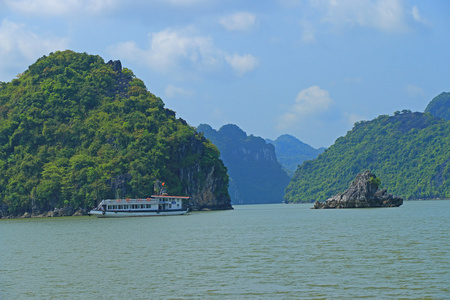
[284,109,450,203]
[266,134,324,177]
[197,124,290,204]
[425,92,450,121]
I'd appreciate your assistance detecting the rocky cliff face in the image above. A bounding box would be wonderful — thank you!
[177,135,232,210]
[313,170,403,209]
[197,124,290,204]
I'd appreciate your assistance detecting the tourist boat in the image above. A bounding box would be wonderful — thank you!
[88,195,190,218]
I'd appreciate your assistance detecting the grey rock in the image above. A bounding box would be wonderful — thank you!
[313,170,403,209]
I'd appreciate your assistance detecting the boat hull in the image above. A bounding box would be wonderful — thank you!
[89,209,189,218]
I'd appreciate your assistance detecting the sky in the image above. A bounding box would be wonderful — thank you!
[0,0,449,148]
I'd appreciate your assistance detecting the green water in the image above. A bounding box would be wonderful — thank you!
[1,201,449,299]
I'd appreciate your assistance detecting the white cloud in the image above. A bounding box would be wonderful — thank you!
[278,86,333,129]
[110,27,258,77]
[0,20,68,81]
[405,84,424,98]
[164,0,209,6]
[300,20,316,43]
[225,53,258,76]
[149,28,218,71]
[4,0,117,16]
[313,0,409,33]
[219,12,256,31]
[111,28,218,73]
[411,6,428,25]
[165,84,193,98]
[346,112,367,126]
[292,85,333,115]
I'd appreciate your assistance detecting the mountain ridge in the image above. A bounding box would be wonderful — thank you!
[284,108,450,203]
[197,124,290,204]
[266,134,324,177]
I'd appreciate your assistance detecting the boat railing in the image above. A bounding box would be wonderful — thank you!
[102,198,155,205]
[101,198,180,205]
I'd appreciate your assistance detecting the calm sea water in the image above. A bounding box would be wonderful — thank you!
[1,201,449,299]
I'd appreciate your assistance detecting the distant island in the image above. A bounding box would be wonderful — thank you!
[285,94,450,203]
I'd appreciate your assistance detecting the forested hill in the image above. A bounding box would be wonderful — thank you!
[0,50,231,217]
[284,110,450,203]
[425,92,450,121]
[197,124,290,204]
[266,134,324,177]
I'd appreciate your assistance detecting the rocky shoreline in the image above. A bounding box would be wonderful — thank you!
[1,207,89,219]
[313,170,403,209]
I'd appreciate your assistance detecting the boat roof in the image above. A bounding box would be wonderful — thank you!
[151,195,190,199]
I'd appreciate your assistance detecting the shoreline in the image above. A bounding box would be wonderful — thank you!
[1,208,89,219]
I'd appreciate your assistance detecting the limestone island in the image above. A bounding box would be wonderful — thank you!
[313,170,403,209]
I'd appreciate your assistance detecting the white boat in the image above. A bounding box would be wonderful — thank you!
[89,195,190,218]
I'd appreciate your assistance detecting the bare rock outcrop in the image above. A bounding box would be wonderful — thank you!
[313,170,403,209]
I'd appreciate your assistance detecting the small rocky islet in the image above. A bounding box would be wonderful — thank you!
[313,170,403,209]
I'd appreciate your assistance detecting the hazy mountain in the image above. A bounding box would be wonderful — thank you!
[197,124,290,204]
[266,134,324,177]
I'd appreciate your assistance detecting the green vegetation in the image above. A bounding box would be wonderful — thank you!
[425,92,450,121]
[197,124,290,204]
[0,50,229,216]
[285,110,450,203]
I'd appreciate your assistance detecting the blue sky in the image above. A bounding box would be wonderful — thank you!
[1,0,449,148]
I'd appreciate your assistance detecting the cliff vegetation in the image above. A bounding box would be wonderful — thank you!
[0,50,231,217]
[285,109,450,203]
